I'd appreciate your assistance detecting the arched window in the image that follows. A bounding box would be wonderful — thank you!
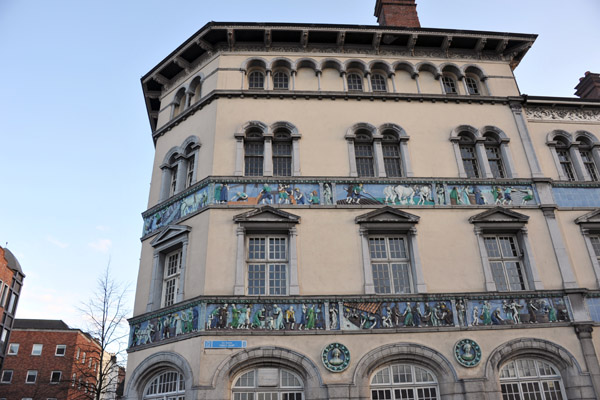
[249,71,265,90]
[555,137,576,181]
[244,128,264,176]
[464,76,480,95]
[354,130,375,177]
[459,133,480,178]
[232,368,303,400]
[347,73,364,92]
[273,71,289,90]
[143,370,185,400]
[188,76,202,105]
[172,88,187,119]
[370,364,439,400]
[167,154,179,197]
[382,131,402,177]
[371,73,387,92]
[578,137,599,181]
[499,359,566,400]
[273,130,292,176]
[484,134,505,178]
[442,75,458,94]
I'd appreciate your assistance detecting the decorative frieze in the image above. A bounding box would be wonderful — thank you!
[525,107,600,122]
[128,294,572,350]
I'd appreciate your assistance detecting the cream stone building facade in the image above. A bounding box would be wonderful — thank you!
[124,1,600,399]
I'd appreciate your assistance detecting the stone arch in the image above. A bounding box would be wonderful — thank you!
[242,57,269,72]
[547,129,573,144]
[346,122,378,139]
[416,61,441,79]
[210,346,328,399]
[484,337,589,399]
[369,60,393,76]
[162,146,181,166]
[481,125,509,141]
[378,123,408,138]
[351,342,460,399]
[239,120,269,137]
[440,62,464,79]
[269,57,295,72]
[345,59,368,74]
[124,351,194,400]
[463,64,489,80]
[295,57,320,74]
[270,121,300,137]
[574,130,600,144]
[181,135,201,154]
[451,124,480,140]
[393,61,418,77]
[320,58,345,74]
[188,74,203,101]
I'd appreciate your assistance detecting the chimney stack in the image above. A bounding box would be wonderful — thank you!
[575,71,600,100]
[374,0,420,28]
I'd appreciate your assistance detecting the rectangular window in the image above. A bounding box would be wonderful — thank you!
[26,370,37,384]
[484,235,526,291]
[170,164,178,196]
[163,250,182,307]
[556,149,576,181]
[1,370,12,383]
[55,344,66,356]
[580,150,599,181]
[355,143,375,177]
[460,145,480,178]
[486,146,506,178]
[76,347,80,360]
[50,371,61,384]
[0,284,8,307]
[31,344,43,356]
[82,352,86,363]
[7,343,18,355]
[442,76,457,94]
[465,76,480,95]
[72,373,77,386]
[273,142,292,176]
[186,155,195,187]
[382,143,402,177]
[247,236,288,296]
[369,237,412,294]
[245,141,264,176]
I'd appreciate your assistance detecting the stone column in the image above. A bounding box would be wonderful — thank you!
[176,240,189,302]
[234,227,246,295]
[360,229,375,294]
[475,139,493,178]
[291,70,296,90]
[389,73,397,93]
[409,227,427,293]
[292,138,301,176]
[289,227,299,295]
[159,167,171,201]
[147,253,161,312]
[265,70,271,90]
[174,158,187,194]
[365,72,372,92]
[317,71,322,91]
[399,137,414,177]
[570,143,591,180]
[234,133,244,176]
[575,324,600,399]
[373,135,387,177]
[347,139,358,177]
[510,103,544,178]
[519,227,544,290]
[341,71,347,92]
[263,136,273,176]
[474,227,497,291]
[542,207,578,289]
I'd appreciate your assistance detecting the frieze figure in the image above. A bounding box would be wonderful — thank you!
[323,183,333,204]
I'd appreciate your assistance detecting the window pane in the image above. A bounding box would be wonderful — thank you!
[269,238,287,260]
[391,264,411,294]
[235,371,255,388]
[371,74,387,92]
[273,142,292,177]
[505,262,526,291]
[388,238,407,259]
[249,71,265,89]
[372,264,391,294]
[581,150,599,181]
[465,77,480,95]
[460,145,479,178]
[269,264,287,295]
[484,237,501,258]
[273,72,289,90]
[542,380,563,400]
[391,364,412,384]
[486,146,505,178]
[556,149,575,181]
[442,76,457,94]
[164,278,176,306]
[517,359,538,377]
[591,236,600,257]
[248,264,266,295]
[501,383,521,400]
[371,367,390,385]
[369,238,387,259]
[249,238,266,260]
[498,237,518,257]
[520,382,542,400]
[491,262,509,291]
[347,73,363,91]
[355,143,375,177]
[382,142,402,177]
[245,141,264,176]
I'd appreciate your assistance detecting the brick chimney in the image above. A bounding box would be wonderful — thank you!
[374,0,420,28]
[575,71,600,100]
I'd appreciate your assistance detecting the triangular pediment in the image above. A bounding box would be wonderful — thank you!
[233,206,300,224]
[150,225,191,247]
[469,207,529,224]
[575,209,600,225]
[356,207,420,224]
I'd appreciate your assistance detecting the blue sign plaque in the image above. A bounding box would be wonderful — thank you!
[204,340,247,349]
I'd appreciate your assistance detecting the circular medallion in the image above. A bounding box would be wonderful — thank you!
[454,339,482,368]
[322,343,350,372]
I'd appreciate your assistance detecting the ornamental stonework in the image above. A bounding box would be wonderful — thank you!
[525,106,600,122]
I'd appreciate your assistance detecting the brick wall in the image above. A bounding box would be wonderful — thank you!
[374,0,421,28]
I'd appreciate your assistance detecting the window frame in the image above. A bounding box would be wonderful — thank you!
[370,363,439,400]
[25,370,37,384]
[0,370,13,383]
[50,371,62,384]
[369,236,413,294]
[7,343,18,355]
[354,131,376,177]
[248,70,266,90]
[347,72,364,92]
[547,131,600,182]
[246,235,289,296]
[272,70,290,90]
[381,131,403,178]
[143,370,186,400]
[231,367,304,400]
[499,358,567,400]
[162,248,182,308]
[31,344,43,356]
[55,344,66,356]
[483,234,527,292]
[370,73,388,92]
[442,75,458,94]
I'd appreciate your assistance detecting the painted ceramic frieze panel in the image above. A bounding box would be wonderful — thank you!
[465,297,569,326]
[129,304,202,348]
[336,183,435,205]
[205,302,330,331]
[447,185,536,206]
[216,182,321,206]
[341,300,454,330]
[553,187,600,208]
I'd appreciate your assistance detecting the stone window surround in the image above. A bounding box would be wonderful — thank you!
[469,208,543,293]
[159,136,201,202]
[233,207,300,296]
[234,121,301,177]
[147,225,191,312]
[576,210,600,288]
[547,130,600,182]
[450,125,518,179]
[345,122,413,178]
[125,352,194,400]
[356,208,426,295]
[168,73,205,120]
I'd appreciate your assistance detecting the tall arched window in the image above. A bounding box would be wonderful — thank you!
[172,88,187,119]
[555,137,576,181]
[459,133,480,178]
[464,76,480,95]
[143,370,185,400]
[370,364,439,400]
[232,368,303,400]
[382,131,402,177]
[249,71,265,90]
[354,130,375,177]
[442,75,458,94]
[371,73,387,92]
[167,154,179,197]
[347,73,364,91]
[244,128,264,176]
[579,137,599,181]
[273,130,292,176]
[499,359,566,400]
[273,71,289,90]
[484,134,505,178]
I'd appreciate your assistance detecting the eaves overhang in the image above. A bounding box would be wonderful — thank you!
[140,21,537,132]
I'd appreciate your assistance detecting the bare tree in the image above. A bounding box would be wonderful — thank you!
[76,264,130,400]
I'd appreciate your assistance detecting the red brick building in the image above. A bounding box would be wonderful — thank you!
[0,246,25,371]
[0,319,104,400]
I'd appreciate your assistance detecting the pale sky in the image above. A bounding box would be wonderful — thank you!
[1,0,598,331]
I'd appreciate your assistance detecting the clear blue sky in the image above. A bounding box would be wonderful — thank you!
[1,0,598,330]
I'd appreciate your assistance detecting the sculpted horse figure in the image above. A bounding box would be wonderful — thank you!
[383,185,415,204]
[414,185,431,205]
